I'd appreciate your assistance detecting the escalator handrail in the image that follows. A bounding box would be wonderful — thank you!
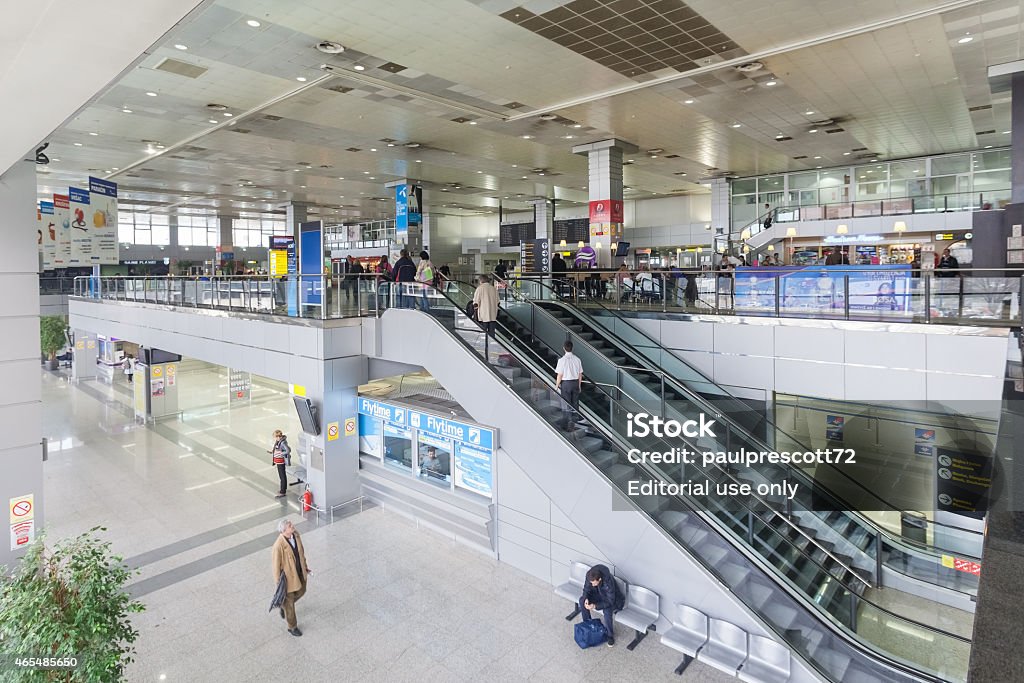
[503,275,986,554]
[418,284,969,682]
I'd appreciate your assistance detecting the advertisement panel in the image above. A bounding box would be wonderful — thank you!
[67,187,91,265]
[734,265,911,316]
[395,184,409,244]
[454,442,493,497]
[53,194,70,267]
[88,177,119,264]
[39,201,55,269]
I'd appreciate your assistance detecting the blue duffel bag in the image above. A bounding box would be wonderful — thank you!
[574,620,608,649]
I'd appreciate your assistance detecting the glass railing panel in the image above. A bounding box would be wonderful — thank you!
[855,601,970,682]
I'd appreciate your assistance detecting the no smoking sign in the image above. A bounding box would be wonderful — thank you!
[9,494,33,524]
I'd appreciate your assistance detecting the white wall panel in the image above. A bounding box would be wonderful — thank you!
[845,367,927,402]
[715,322,774,356]
[776,326,844,363]
[775,359,845,399]
[0,360,41,407]
[661,319,715,351]
[845,330,927,369]
[714,353,775,389]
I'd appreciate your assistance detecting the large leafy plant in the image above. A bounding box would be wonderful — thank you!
[0,528,145,682]
[39,316,66,361]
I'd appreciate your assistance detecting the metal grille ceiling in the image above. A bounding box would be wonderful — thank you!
[498,0,744,80]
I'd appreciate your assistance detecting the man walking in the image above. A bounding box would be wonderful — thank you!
[271,519,312,636]
[555,340,583,431]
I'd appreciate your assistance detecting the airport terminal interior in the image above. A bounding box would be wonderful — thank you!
[5,0,1024,682]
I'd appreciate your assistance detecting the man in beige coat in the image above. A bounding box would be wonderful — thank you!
[272,519,312,636]
[472,274,499,337]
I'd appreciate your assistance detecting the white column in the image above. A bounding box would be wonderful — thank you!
[0,153,43,567]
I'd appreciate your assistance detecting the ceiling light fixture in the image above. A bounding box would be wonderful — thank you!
[370,148,377,152]
[468,121,478,125]
[146,91,157,97]
[957,35,973,44]
[246,19,261,27]
[296,76,307,82]
[89,132,98,136]
[813,155,821,159]
[208,119,218,124]
[573,124,582,128]
[73,142,83,147]
[765,80,778,86]
[684,99,695,104]
[415,160,422,163]
[843,151,850,155]
[353,65,365,71]
[731,123,741,128]
[804,111,814,115]
[122,108,133,114]
[521,134,532,139]
[223,112,233,117]
[386,143,395,147]
[174,44,188,51]
[775,134,784,139]
[808,128,818,133]
[363,171,369,174]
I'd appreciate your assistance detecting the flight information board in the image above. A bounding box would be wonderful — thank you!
[553,218,588,245]
[499,221,536,247]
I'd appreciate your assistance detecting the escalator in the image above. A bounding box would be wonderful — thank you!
[503,277,983,609]
[395,282,971,682]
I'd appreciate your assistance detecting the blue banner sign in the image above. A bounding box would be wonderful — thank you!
[88,177,117,197]
[407,410,495,451]
[358,397,408,426]
[395,184,409,243]
[40,201,54,214]
[69,187,90,205]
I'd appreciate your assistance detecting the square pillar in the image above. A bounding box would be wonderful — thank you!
[573,139,638,268]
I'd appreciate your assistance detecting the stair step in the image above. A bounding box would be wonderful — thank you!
[575,436,604,453]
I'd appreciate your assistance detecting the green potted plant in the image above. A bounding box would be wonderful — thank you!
[40,315,67,371]
[0,528,145,682]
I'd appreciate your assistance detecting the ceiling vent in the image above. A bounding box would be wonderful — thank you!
[405,142,421,148]
[968,104,993,112]
[315,41,345,54]
[345,147,361,152]
[379,62,407,73]
[263,114,283,121]
[792,155,808,160]
[206,103,228,111]
[229,128,252,134]
[775,136,793,141]
[665,154,680,159]
[976,129,996,135]
[324,84,353,94]
[735,62,764,73]
[825,127,844,133]
[538,113,558,121]
[154,58,208,79]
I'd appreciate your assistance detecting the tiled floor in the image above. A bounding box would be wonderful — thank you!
[42,366,733,682]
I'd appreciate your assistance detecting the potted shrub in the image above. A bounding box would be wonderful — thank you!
[40,315,67,371]
[0,528,145,682]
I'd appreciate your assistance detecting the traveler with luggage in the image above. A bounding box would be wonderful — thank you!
[269,429,291,498]
[578,564,624,647]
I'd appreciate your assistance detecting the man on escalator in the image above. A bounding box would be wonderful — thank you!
[555,340,583,432]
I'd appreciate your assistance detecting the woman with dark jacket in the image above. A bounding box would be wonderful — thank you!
[269,430,291,497]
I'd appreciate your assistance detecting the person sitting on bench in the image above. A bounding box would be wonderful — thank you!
[579,564,625,646]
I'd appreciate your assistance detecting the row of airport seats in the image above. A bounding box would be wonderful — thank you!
[555,560,791,681]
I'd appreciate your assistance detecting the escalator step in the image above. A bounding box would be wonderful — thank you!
[576,436,604,453]
[605,463,636,483]
[591,450,617,470]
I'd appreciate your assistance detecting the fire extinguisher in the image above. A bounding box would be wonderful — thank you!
[302,486,313,513]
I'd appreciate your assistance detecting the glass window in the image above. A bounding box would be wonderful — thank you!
[973,169,1009,192]
[931,153,970,175]
[732,178,756,194]
[890,159,926,181]
[383,424,412,471]
[417,435,452,488]
[233,217,285,248]
[973,149,1010,172]
[789,172,818,190]
[116,211,169,245]
[758,175,784,192]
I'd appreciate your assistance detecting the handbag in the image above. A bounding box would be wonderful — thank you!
[464,300,478,321]
[574,620,608,649]
[269,572,287,612]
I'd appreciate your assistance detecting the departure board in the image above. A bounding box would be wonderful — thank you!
[553,218,588,245]
[499,221,536,247]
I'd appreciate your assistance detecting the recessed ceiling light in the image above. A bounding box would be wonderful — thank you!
[765,80,777,86]
[870,158,878,162]
[957,35,973,44]
[246,19,261,27]
[146,91,157,97]
[564,135,574,139]
[731,123,741,128]
[573,124,582,128]
[156,144,165,149]
[208,119,218,124]
[174,44,188,51]
[223,112,233,117]
[521,135,532,139]
[627,159,635,163]
[337,177,345,180]
[814,155,821,159]
[300,185,306,189]
[112,167,119,170]
[122,108,133,114]
[296,76,307,82]
[512,164,517,167]
[89,132,98,136]
[816,166,822,169]
[370,148,377,152]
[468,121,478,125]
[73,142,83,147]
[843,151,850,155]
[804,110,814,115]
[684,99,695,104]
[775,134,784,139]
[808,128,818,133]
[415,159,422,163]
[363,171,370,174]
[649,155,658,159]
[985,145,993,148]
[51,158,60,162]
[386,143,395,147]
[477,170,483,173]
[353,65,365,71]
[1003,130,1011,134]
[522,175,528,179]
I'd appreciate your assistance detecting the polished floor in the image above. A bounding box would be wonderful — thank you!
[42,364,734,682]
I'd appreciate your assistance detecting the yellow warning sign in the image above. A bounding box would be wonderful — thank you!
[327,422,340,441]
[9,494,34,524]
[344,417,356,437]
[152,366,163,377]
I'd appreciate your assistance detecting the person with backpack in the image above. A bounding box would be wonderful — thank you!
[578,564,624,646]
[415,251,434,311]
[269,429,291,498]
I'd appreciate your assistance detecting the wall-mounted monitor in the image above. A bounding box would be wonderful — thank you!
[615,241,631,257]
[140,348,182,365]
[293,396,320,435]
